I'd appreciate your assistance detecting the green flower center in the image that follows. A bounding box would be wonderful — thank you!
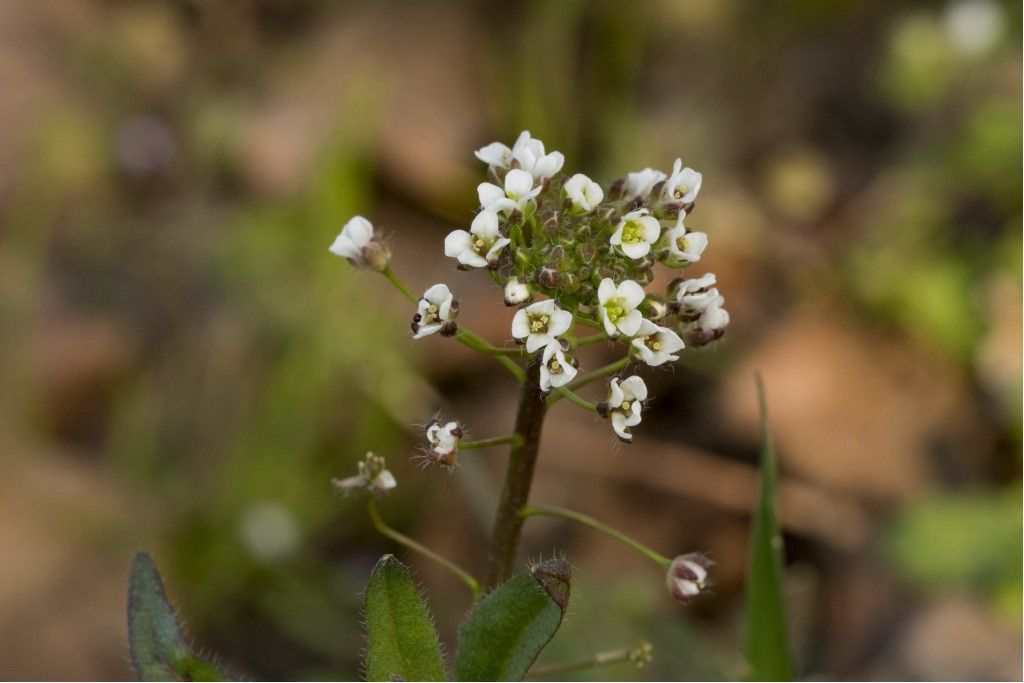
[529,314,550,333]
[473,236,489,255]
[548,358,563,374]
[674,184,687,199]
[604,297,627,323]
[621,220,645,244]
[675,237,689,253]
[641,335,663,351]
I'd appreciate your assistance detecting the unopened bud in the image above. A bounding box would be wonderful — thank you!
[608,177,625,201]
[426,419,462,467]
[641,295,668,321]
[537,267,561,289]
[329,216,392,272]
[666,552,712,604]
[504,277,532,306]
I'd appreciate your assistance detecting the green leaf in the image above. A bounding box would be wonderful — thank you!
[363,554,447,682]
[742,377,793,681]
[454,558,571,681]
[128,552,223,681]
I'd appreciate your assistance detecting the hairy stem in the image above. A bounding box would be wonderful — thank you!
[519,504,671,568]
[367,497,481,597]
[485,360,549,588]
[528,641,653,677]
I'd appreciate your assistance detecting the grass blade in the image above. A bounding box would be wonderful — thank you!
[742,375,793,681]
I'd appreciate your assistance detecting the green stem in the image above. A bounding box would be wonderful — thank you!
[367,497,481,596]
[381,266,416,304]
[460,434,524,450]
[528,642,653,677]
[553,386,596,412]
[573,314,603,330]
[519,504,671,568]
[456,329,525,357]
[575,331,609,346]
[547,355,630,406]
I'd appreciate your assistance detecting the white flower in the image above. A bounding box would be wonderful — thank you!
[332,452,396,496]
[602,375,648,442]
[511,299,573,353]
[622,167,666,200]
[666,553,712,604]
[539,341,578,392]
[426,420,462,466]
[563,173,604,214]
[473,130,534,170]
[662,158,702,205]
[444,210,511,268]
[668,273,722,315]
[680,300,730,347]
[513,136,564,184]
[478,169,541,215]
[631,319,685,366]
[610,209,661,259]
[598,278,646,337]
[329,216,391,270]
[503,276,531,306]
[659,216,708,267]
[412,284,458,339]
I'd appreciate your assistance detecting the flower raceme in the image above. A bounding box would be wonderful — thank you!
[331,129,730,444]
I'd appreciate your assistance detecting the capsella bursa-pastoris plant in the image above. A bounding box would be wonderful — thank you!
[329,130,728,665]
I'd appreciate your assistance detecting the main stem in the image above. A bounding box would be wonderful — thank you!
[485,359,549,588]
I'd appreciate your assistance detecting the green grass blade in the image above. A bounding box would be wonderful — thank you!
[363,554,447,681]
[128,552,223,681]
[454,558,571,681]
[742,376,793,681]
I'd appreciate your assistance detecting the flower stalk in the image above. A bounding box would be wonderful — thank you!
[459,434,524,450]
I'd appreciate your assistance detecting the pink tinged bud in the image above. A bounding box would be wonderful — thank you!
[666,553,712,604]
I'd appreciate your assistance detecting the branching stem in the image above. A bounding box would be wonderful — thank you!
[367,497,481,597]
[519,504,671,568]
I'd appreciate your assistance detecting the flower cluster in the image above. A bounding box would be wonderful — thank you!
[329,130,730,444]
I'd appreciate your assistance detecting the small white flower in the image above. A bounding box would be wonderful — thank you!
[329,216,391,270]
[332,452,396,496]
[659,216,708,267]
[602,375,648,442]
[444,210,511,268]
[631,319,685,366]
[511,299,573,353]
[563,173,604,214]
[503,276,531,306]
[478,169,541,215]
[666,553,712,604]
[412,284,458,339]
[680,300,730,347]
[539,341,578,392]
[474,130,535,170]
[598,278,646,337]
[426,420,462,466]
[622,167,667,200]
[513,136,564,184]
[610,209,661,259]
[662,158,702,205]
[668,273,722,315]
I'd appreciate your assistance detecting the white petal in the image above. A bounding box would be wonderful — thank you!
[525,333,550,354]
[478,182,505,208]
[556,362,577,386]
[444,230,473,258]
[512,130,532,154]
[329,233,361,260]
[458,251,489,268]
[609,223,624,246]
[485,237,511,261]
[413,323,442,339]
[608,378,624,407]
[343,216,374,246]
[505,169,535,197]
[529,299,557,316]
[620,375,648,401]
[617,310,643,337]
[631,338,655,365]
[470,210,501,239]
[618,280,646,309]
[620,240,650,259]
[597,278,615,303]
[640,216,661,243]
[423,283,451,304]
[511,309,530,339]
[610,412,632,441]
[548,309,573,337]
[475,142,511,167]
[539,365,552,392]
[541,340,559,364]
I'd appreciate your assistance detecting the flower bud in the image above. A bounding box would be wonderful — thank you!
[504,277,532,306]
[679,302,729,347]
[607,177,625,201]
[426,419,462,467]
[666,552,712,604]
[641,295,668,321]
[537,267,562,289]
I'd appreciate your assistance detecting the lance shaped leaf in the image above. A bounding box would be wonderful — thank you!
[454,558,571,681]
[128,552,223,681]
[742,377,793,680]
[363,554,447,681]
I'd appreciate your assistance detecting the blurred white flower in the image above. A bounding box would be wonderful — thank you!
[513,136,564,184]
[478,169,541,215]
[238,501,300,562]
[511,299,573,353]
[680,300,730,347]
[412,284,458,339]
[611,209,661,259]
[631,319,685,366]
[444,210,511,268]
[668,273,722,314]
[602,375,648,442]
[622,167,667,201]
[944,0,1003,56]
[329,216,391,271]
[539,341,578,392]
[598,278,646,337]
[332,452,396,496]
[563,173,604,213]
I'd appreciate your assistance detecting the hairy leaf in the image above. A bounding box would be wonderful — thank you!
[128,552,223,681]
[742,377,793,680]
[363,554,446,681]
[454,559,571,681]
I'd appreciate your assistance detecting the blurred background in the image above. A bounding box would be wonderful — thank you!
[0,0,1020,679]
